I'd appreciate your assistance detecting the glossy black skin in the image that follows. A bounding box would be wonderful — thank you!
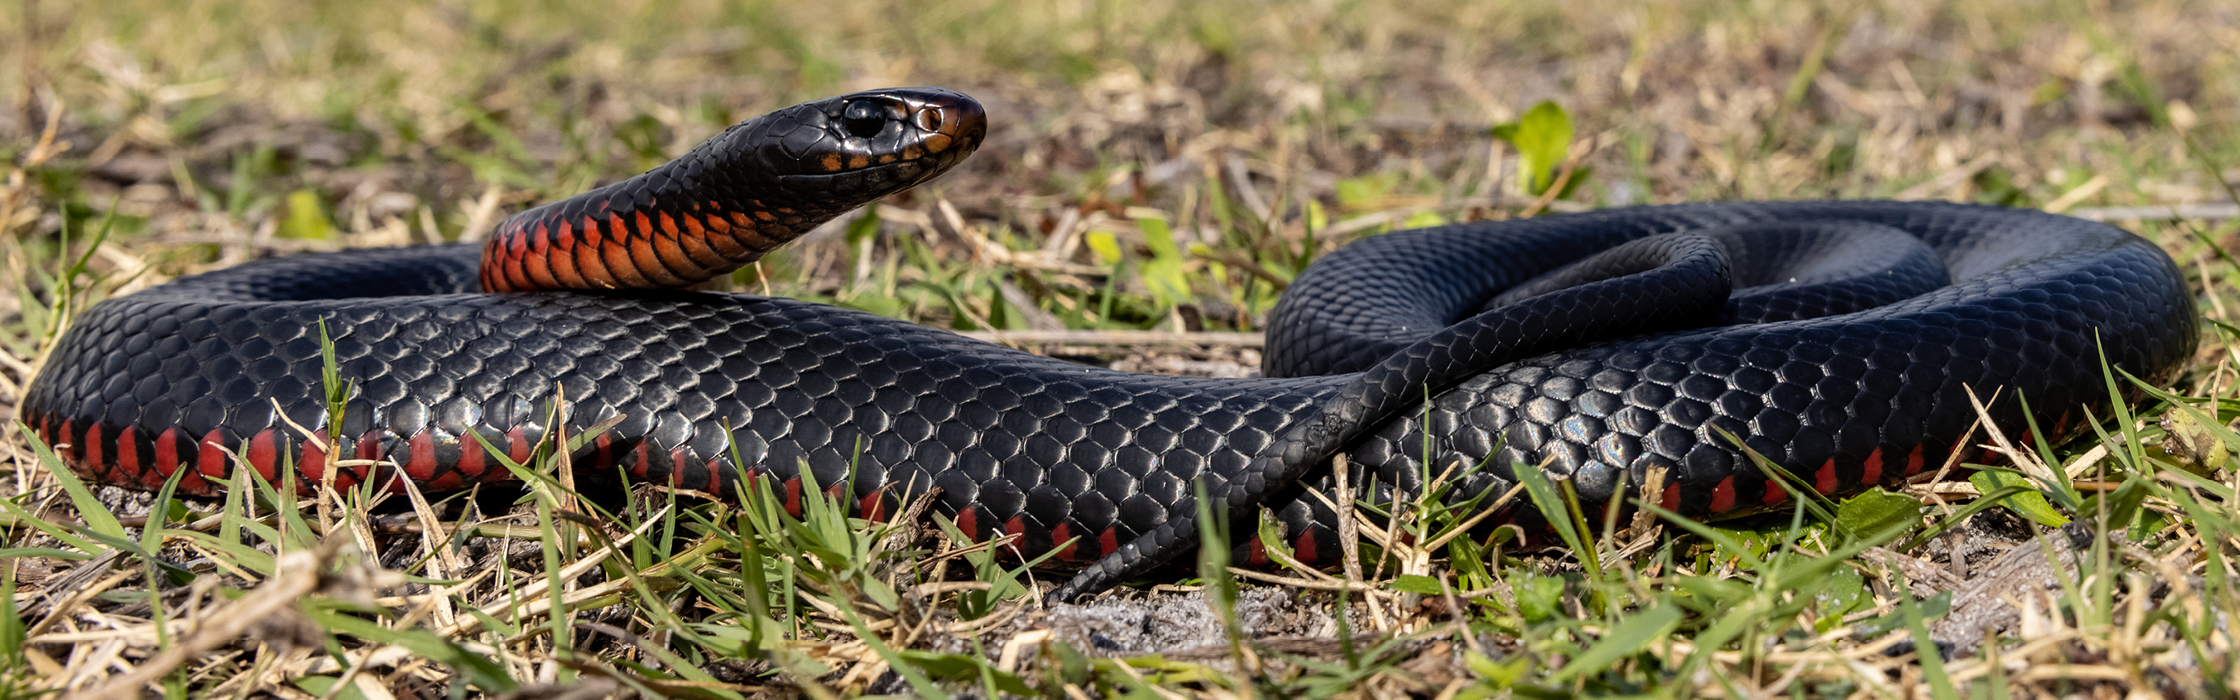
[21,90,2198,605]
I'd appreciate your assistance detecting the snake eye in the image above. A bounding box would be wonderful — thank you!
[841,100,888,139]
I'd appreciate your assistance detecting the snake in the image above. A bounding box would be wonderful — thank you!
[21,87,2200,601]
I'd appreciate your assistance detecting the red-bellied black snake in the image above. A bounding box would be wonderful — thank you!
[23,87,2198,601]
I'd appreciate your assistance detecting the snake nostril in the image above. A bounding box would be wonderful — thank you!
[916,108,944,133]
[841,100,887,139]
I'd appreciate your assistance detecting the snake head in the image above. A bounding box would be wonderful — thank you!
[747,87,987,206]
[481,88,985,293]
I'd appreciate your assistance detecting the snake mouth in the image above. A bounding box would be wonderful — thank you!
[768,87,986,194]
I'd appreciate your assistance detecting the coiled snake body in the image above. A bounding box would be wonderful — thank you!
[23,88,2199,600]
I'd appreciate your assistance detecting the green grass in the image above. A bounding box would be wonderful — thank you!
[4,0,2240,696]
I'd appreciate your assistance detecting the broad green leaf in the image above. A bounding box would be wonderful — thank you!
[1388,574,1444,595]
[1136,213,1179,259]
[1140,257,1190,308]
[1084,230,1123,265]
[1968,470,2070,526]
[1402,210,1447,229]
[1334,172,1396,209]
[1492,101,1575,195]
[279,189,334,240]
[1513,573,1564,623]
[1809,564,1868,613]
[1256,510,1296,565]
[1135,215,1191,307]
[1708,520,1821,563]
[1833,488,1922,542]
